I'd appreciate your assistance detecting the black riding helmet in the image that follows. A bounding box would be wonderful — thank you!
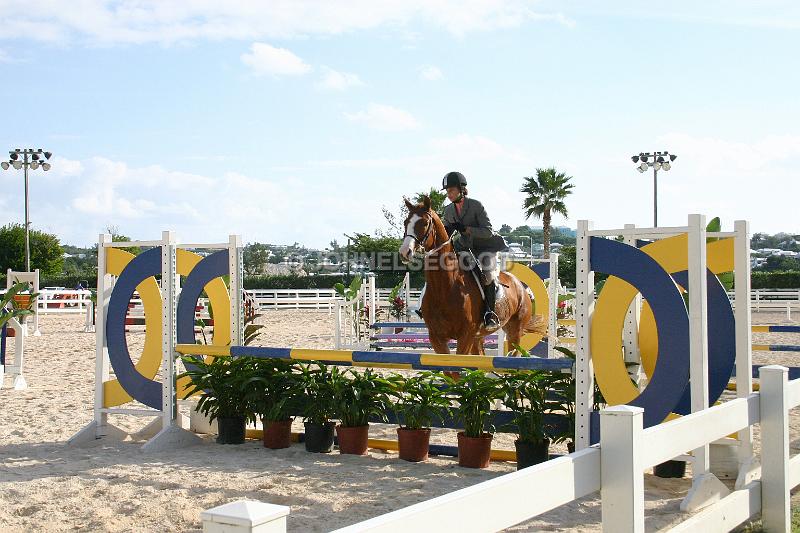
[441,171,467,190]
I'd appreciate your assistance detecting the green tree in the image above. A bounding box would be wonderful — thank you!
[521,168,574,258]
[413,188,446,218]
[0,224,64,281]
[760,255,800,272]
[558,246,576,288]
[243,243,271,275]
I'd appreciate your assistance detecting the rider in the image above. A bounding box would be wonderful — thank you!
[440,171,507,329]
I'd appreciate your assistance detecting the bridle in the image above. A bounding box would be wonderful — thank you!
[404,213,452,258]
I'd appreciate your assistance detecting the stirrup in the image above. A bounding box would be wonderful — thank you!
[483,310,500,328]
[414,308,424,318]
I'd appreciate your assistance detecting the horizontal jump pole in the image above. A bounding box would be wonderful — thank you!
[751,325,800,333]
[373,342,499,350]
[176,344,574,372]
[371,333,499,340]
[371,322,429,329]
[752,344,800,352]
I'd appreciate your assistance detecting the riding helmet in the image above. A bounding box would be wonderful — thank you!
[441,171,467,190]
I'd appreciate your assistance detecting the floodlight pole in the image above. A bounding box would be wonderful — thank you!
[23,151,30,271]
[653,164,658,228]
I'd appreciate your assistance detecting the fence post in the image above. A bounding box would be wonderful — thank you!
[760,365,790,533]
[201,500,289,533]
[601,405,644,533]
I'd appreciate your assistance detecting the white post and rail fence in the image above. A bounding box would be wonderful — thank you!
[202,365,800,533]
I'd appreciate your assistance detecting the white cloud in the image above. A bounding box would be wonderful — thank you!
[0,1,572,45]
[344,103,419,131]
[317,66,364,91]
[240,43,311,76]
[419,65,443,81]
[1,154,366,247]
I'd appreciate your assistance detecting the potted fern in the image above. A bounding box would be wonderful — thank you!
[332,368,393,455]
[447,370,503,468]
[390,371,450,462]
[180,355,258,444]
[299,363,337,453]
[250,359,301,450]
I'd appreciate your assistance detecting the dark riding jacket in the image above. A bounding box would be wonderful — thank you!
[443,198,507,253]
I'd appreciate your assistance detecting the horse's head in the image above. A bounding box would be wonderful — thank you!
[399,196,438,263]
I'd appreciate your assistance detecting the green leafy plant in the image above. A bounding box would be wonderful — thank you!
[334,275,365,336]
[179,355,259,423]
[333,275,362,301]
[298,363,337,425]
[389,371,451,429]
[1,282,38,329]
[502,371,558,445]
[332,367,394,427]
[446,370,503,437]
[249,358,301,422]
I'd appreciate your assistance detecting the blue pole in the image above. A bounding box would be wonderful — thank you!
[1,321,7,366]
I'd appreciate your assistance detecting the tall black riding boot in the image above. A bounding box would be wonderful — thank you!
[483,280,499,329]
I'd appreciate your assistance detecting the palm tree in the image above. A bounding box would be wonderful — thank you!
[520,168,574,258]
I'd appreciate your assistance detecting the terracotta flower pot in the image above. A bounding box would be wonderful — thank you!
[336,424,369,455]
[457,432,493,468]
[515,439,549,469]
[262,419,293,449]
[397,427,431,462]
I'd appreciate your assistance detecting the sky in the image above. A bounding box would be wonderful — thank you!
[0,1,798,249]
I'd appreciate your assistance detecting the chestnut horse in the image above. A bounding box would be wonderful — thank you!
[398,196,546,355]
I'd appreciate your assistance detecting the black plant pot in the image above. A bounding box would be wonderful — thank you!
[515,439,550,469]
[216,416,246,445]
[653,460,686,478]
[304,422,335,453]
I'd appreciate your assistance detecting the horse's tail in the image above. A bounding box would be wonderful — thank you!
[523,313,548,335]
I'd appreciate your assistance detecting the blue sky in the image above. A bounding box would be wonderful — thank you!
[1,1,798,248]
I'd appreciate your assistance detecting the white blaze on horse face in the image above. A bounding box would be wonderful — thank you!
[399,214,422,261]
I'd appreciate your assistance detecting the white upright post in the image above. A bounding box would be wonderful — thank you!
[733,220,757,488]
[334,304,342,350]
[547,253,559,359]
[403,271,411,321]
[229,235,244,346]
[142,231,200,452]
[600,405,644,533]
[68,234,128,445]
[575,220,595,450]
[12,318,26,389]
[94,234,112,435]
[369,273,377,326]
[162,231,177,433]
[759,365,790,533]
[682,214,728,511]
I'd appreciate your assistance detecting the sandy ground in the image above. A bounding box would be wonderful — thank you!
[0,311,798,532]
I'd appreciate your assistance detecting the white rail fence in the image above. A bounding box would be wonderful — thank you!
[203,365,800,533]
[0,288,92,315]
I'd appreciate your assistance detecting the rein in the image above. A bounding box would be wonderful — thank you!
[406,216,452,258]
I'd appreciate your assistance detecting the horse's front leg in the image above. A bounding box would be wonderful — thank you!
[431,335,461,380]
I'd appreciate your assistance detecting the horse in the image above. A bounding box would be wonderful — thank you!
[398,196,546,355]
